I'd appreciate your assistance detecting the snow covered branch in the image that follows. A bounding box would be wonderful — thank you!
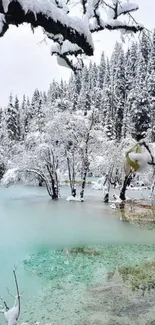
[0,268,21,325]
[0,0,143,70]
[0,0,93,55]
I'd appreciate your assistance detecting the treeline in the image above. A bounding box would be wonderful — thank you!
[0,31,155,193]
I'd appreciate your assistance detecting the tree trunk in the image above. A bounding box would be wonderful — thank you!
[46,164,58,200]
[120,173,133,201]
[38,177,43,187]
[80,161,89,201]
[51,178,58,200]
[66,151,76,197]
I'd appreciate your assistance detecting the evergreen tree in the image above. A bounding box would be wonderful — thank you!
[114,49,126,140]
[125,43,138,92]
[104,89,115,139]
[147,69,155,141]
[14,95,20,140]
[131,51,150,140]
[147,30,155,75]
[24,97,32,135]
[131,87,150,141]
[140,31,151,66]
[97,52,106,89]
[31,89,40,118]
[6,94,20,142]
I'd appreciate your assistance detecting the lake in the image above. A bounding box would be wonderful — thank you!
[0,184,155,324]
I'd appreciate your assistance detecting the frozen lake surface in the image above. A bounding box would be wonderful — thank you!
[0,184,155,324]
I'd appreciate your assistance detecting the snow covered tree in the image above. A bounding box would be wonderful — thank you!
[131,51,150,141]
[131,88,150,141]
[31,89,40,119]
[97,52,106,89]
[114,49,126,140]
[140,31,151,66]
[147,30,155,75]
[125,42,137,92]
[147,70,155,141]
[6,94,20,142]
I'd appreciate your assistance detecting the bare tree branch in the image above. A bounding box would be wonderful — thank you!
[13,268,20,320]
[0,297,9,311]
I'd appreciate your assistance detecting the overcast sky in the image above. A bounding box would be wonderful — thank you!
[0,0,155,107]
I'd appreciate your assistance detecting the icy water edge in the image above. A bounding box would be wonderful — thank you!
[0,185,155,325]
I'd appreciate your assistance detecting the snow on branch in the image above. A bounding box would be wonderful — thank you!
[117,2,138,16]
[51,40,84,73]
[0,0,143,70]
[0,268,21,325]
[0,0,94,55]
[1,168,19,187]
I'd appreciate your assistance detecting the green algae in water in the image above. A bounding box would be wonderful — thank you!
[21,244,155,325]
[119,261,155,293]
[24,246,104,286]
[24,244,155,287]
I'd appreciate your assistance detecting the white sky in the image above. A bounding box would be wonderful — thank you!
[0,0,155,106]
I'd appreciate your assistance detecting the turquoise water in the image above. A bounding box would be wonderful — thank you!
[0,184,155,324]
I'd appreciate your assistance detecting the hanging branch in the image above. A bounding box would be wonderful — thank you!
[0,0,143,64]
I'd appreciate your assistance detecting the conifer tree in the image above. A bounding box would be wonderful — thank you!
[6,94,20,142]
[97,52,106,89]
[114,49,126,140]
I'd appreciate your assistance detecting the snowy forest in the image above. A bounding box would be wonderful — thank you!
[1,30,155,199]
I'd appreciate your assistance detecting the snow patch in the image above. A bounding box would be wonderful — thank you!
[66,196,81,201]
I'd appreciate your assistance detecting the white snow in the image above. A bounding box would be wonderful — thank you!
[92,176,105,190]
[109,203,117,209]
[127,186,148,191]
[4,305,19,325]
[61,40,81,54]
[1,168,19,187]
[0,13,5,34]
[51,40,81,55]
[129,152,151,170]
[105,18,127,27]
[2,0,11,12]
[2,0,93,50]
[66,196,81,201]
[117,2,138,16]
